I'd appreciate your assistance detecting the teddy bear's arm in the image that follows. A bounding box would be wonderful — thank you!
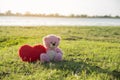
[56,48,63,55]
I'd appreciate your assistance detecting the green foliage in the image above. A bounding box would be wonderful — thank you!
[0,26,120,80]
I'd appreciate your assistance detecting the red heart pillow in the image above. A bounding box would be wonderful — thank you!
[19,44,46,62]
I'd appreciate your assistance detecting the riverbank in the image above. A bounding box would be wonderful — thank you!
[0,26,120,80]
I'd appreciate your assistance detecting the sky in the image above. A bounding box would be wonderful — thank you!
[0,0,120,16]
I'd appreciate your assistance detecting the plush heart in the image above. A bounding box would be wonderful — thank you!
[19,44,46,62]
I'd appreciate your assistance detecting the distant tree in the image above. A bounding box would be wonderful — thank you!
[70,14,75,17]
[75,15,81,17]
[0,12,3,15]
[24,11,31,16]
[54,13,59,17]
[5,10,12,15]
[80,14,88,18]
[103,15,111,18]
[115,15,120,18]
[15,12,22,16]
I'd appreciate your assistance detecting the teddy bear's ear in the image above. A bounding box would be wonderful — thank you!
[58,36,61,41]
[43,36,48,42]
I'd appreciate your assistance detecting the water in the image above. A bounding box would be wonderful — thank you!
[0,16,120,26]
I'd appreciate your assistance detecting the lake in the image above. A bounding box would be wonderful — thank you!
[0,16,120,26]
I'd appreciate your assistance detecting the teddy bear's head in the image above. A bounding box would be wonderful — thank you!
[43,34,60,49]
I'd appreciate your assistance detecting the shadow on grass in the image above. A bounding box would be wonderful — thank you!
[0,60,120,80]
[41,59,120,79]
[1,59,119,79]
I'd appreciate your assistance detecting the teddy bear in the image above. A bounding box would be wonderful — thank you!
[40,34,63,63]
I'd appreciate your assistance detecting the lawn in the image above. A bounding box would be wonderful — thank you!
[0,26,120,80]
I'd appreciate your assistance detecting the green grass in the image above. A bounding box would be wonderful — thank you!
[0,26,120,80]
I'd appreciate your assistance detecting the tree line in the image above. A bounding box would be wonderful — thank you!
[0,10,120,18]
